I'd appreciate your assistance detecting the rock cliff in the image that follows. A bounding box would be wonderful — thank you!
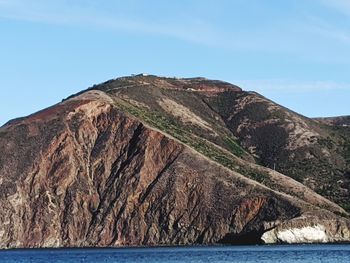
[0,75,349,248]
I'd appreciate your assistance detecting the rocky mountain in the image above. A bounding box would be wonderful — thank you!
[0,75,349,248]
[315,115,350,127]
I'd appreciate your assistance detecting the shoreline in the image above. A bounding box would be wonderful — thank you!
[1,242,350,251]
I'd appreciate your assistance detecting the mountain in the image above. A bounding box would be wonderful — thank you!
[315,115,350,127]
[0,75,349,248]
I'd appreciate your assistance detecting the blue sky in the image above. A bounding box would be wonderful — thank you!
[1,0,350,125]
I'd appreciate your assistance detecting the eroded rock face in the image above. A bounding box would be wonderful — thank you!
[0,93,300,248]
[0,77,349,248]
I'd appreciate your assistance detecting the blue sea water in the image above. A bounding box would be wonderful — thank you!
[0,245,349,263]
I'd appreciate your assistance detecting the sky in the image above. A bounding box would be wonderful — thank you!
[1,0,350,125]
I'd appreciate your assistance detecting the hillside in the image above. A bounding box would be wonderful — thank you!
[0,75,349,248]
[92,75,350,211]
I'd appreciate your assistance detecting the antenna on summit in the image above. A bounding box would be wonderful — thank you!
[132,73,149,77]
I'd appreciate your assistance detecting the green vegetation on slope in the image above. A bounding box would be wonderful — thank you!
[113,98,271,186]
[223,137,245,157]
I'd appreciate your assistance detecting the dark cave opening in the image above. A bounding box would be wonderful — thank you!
[218,230,265,245]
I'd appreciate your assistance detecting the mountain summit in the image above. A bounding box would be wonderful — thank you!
[0,75,349,248]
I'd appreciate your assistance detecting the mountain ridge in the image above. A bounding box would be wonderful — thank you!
[0,75,349,248]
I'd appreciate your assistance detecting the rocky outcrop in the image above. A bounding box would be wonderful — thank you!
[262,212,350,243]
[0,76,349,248]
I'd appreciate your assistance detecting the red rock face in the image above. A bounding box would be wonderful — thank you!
[0,79,349,248]
[0,94,284,247]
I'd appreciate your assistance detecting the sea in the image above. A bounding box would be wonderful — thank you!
[0,245,349,263]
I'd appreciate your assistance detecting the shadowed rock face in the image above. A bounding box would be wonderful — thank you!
[0,76,349,248]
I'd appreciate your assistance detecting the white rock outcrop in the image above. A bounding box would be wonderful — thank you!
[262,224,329,244]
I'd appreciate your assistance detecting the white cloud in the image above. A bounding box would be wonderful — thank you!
[318,0,350,16]
[233,79,350,93]
[1,0,349,56]
[0,0,227,47]
[316,27,350,43]
[303,3,350,45]
[304,22,350,45]
[0,0,316,52]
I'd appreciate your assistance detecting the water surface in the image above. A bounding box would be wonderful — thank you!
[1,244,350,263]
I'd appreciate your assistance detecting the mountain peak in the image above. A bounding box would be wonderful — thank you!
[93,74,242,95]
